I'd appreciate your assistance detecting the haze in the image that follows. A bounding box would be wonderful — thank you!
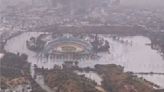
[121,0,164,8]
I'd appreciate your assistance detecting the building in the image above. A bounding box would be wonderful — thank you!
[42,34,93,60]
[26,33,110,61]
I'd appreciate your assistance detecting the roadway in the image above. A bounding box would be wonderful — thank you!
[28,25,149,35]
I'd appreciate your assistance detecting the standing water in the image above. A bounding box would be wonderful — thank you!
[4,32,164,88]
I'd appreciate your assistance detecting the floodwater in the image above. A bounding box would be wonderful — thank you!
[4,32,164,88]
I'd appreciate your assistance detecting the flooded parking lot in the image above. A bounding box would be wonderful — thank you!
[4,32,164,88]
